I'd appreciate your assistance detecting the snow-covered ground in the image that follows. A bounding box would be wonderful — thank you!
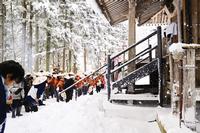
[5,91,160,133]
[157,110,195,133]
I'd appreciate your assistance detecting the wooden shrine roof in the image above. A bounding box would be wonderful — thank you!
[96,0,167,26]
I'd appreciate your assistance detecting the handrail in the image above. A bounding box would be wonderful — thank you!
[111,45,157,74]
[112,47,149,68]
[111,30,157,60]
[136,56,149,65]
[59,64,107,95]
[107,26,162,102]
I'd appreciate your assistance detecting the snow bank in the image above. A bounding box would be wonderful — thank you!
[5,92,160,133]
[157,110,195,133]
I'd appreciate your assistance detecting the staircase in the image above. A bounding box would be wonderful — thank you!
[106,26,164,106]
[112,59,158,89]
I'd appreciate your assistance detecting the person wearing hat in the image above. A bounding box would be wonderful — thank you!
[56,76,65,101]
[0,60,24,133]
[33,76,47,106]
[24,74,33,98]
[64,74,75,102]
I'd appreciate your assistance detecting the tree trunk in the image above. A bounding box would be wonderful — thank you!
[27,2,33,73]
[46,20,51,71]
[35,16,39,72]
[22,0,27,70]
[84,45,87,72]
[10,2,16,60]
[62,44,66,72]
[68,50,72,72]
[0,0,4,62]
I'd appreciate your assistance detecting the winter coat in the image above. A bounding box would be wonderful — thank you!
[64,78,75,90]
[34,81,47,99]
[27,86,37,100]
[10,83,24,100]
[47,77,55,86]
[57,79,65,91]
[75,76,83,89]
[24,76,33,97]
[0,75,7,124]
[53,78,59,89]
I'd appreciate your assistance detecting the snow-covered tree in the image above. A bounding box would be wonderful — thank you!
[3,0,128,73]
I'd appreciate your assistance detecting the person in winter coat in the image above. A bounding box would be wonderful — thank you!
[46,75,54,98]
[10,82,24,118]
[33,76,47,106]
[75,75,83,97]
[64,75,75,103]
[24,86,38,112]
[24,74,33,98]
[53,76,60,102]
[56,77,65,101]
[0,60,24,133]
[96,79,102,93]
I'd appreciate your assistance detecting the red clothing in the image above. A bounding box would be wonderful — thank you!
[57,79,65,90]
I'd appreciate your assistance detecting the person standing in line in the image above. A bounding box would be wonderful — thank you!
[0,60,24,133]
[10,82,24,118]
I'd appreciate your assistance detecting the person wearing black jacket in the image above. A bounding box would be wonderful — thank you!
[0,60,24,133]
[64,76,75,103]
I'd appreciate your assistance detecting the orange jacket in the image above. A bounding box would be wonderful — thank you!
[75,76,82,89]
[57,79,65,90]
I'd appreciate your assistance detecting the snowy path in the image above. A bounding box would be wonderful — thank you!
[5,92,160,133]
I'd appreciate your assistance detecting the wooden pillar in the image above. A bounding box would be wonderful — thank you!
[183,49,196,129]
[191,0,198,43]
[157,26,164,106]
[127,0,136,73]
[169,53,175,110]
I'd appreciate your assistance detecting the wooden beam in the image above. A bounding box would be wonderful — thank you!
[101,0,114,24]
[183,49,196,128]
[108,5,128,16]
[105,0,128,11]
[191,0,198,43]
[128,0,136,74]
[198,0,200,43]
[109,9,128,19]
[138,1,163,19]
[136,0,162,16]
[111,17,128,25]
[138,7,163,26]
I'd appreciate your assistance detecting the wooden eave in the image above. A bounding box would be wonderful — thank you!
[96,0,165,26]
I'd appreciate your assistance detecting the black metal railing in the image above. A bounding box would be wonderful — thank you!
[106,26,163,106]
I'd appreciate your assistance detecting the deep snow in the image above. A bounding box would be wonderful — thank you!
[5,91,160,133]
